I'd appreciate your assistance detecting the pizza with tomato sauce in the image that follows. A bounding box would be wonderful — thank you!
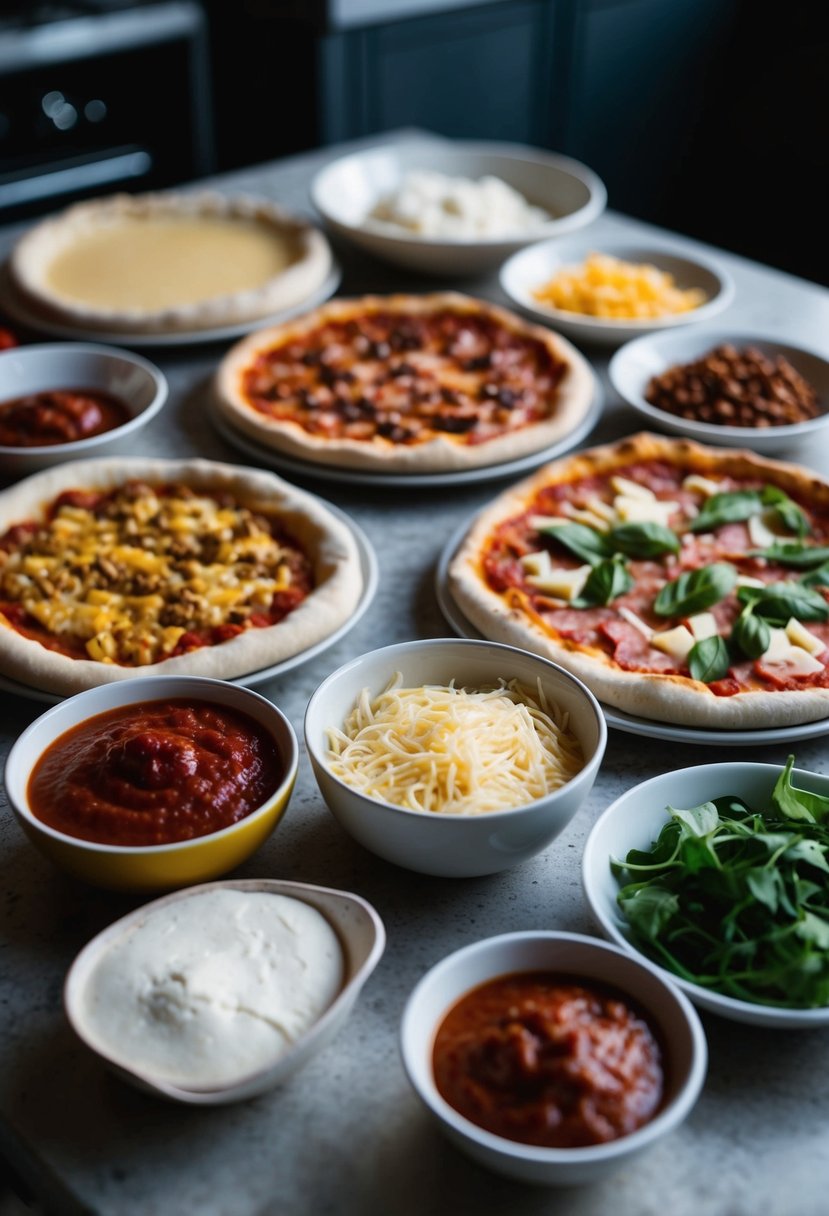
[449,434,829,728]
[0,458,362,696]
[213,293,596,472]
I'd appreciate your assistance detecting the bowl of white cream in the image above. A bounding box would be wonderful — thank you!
[64,879,385,1104]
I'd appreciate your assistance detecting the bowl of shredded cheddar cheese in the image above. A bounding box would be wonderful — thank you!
[500,239,734,347]
[304,638,606,877]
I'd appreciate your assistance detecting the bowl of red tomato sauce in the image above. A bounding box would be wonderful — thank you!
[4,675,298,891]
[400,931,707,1186]
[0,342,167,476]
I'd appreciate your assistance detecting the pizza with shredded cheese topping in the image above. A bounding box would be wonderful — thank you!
[213,293,596,472]
[0,458,363,695]
[449,434,829,728]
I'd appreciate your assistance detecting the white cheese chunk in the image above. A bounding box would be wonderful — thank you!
[614,496,679,527]
[528,514,568,532]
[611,476,655,501]
[682,474,722,497]
[748,512,779,549]
[651,625,695,662]
[687,612,719,641]
[520,551,591,600]
[760,647,825,677]
[585,495,618,524]
[762,628,793,661]
[618,607,653,640]
[785,618,826,657]
[567,507,613,533]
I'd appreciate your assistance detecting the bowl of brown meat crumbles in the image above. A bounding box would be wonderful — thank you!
[609,329,829,451]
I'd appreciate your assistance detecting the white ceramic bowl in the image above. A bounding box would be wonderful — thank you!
[64,877,385,1104]
[500,239,734,347]
[608,328,829,450]
[400,930,707,1185]
[5,675,299,892]
[0,342,167,475]
[310,140,606,276]
[583,761,829,1028]
[304,638,606,877]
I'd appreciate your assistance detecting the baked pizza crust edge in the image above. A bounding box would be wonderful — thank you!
[0,457,364,696]
[448,432,829,729]
[213,293,597,472]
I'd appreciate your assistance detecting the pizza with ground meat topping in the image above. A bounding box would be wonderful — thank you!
[449,433,829,728]
[213,293,596,472]
[0,458,363,696]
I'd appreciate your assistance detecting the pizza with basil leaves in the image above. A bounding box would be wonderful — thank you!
[449,433,829,728]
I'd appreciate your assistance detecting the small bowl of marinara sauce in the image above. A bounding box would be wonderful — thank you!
[4,675,298,891]
[400,931,707,1186]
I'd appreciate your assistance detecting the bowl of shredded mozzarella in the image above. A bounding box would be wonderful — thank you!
[304,638,606,876]
[310,141,606,276]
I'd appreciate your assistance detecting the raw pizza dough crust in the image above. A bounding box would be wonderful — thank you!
[9,192,333,335]
[449,432,829,729]
[0,458,363,696]
[214,293,596,472]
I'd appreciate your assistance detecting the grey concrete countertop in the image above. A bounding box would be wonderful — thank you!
[1,132,828,1216]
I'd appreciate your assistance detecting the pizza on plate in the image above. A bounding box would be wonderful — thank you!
[8,192,333,335]
[449,433,829,728]
[0,458,363,696]
[213,293,596,472]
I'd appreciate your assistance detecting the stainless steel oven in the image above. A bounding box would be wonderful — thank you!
[0,0,214,223]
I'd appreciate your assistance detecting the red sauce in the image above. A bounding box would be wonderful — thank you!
[0,388,131,447]
[27,699,284,846]
[433,972,664,1149]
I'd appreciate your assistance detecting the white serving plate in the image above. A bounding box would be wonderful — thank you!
[500,239,734,347]
[0,262,342,347]
[209,383,602,489]
[434,516,829,747]
[608,328,829,450]
[0,501,377,704]
[582,762,829,1028]
[310,140,606,276]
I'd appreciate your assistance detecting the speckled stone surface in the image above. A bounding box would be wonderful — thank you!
[1,133,828,1216]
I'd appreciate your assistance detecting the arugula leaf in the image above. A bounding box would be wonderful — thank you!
[795,913,829,950]
[730,608,771,660]
[534,521,612,567]
[689,490,763,534]
[618,886,679,939]
[772,755,829,823]
[609,522,681,559]
[572,555,633,607]
[653,562,737,618]
[749,543,829,568]
[670,801,720,837]
[688,635,730,683]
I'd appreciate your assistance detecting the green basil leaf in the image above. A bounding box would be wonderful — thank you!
[670,801,720,838]
[688,635,731,683]
[772,755,829,824]
[802,560,829,588]
[535,521,612,567]
[653,562,737,617]
[784,840,829,874]
[617,886,679,940]
[731,610,771,659]
[749,543,829,568]
[689,490,763,534]
[795,912,829,950]
[751,583,829,625]
[572,555,633,607]
[745,867,785,913]
[609,522,680,559]
[761,486,811,537]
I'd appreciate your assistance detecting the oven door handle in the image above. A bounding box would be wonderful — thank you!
[0,147,153,210]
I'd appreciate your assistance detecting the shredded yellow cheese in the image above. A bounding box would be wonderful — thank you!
[325,675,583,815]
[532,252,706,320]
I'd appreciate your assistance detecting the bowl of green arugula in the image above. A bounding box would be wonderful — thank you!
[582,758,829,1027]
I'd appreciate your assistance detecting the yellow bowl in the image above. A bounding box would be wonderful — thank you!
[4,676,298,892]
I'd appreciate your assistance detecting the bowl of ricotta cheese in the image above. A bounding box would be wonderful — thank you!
[64,878,385,1104]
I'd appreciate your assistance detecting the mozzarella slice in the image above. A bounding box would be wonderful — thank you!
[611,476,654,501]
[687,612,719,641]
[520,551,591,600]
[585,495,618,524]
[682,474,722,497]
[567,507,613,533]
[785,618,826,657]
[651,625,695,662]
[748,512,779,548]
[528,514,568,532]
[614,496,679,527]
